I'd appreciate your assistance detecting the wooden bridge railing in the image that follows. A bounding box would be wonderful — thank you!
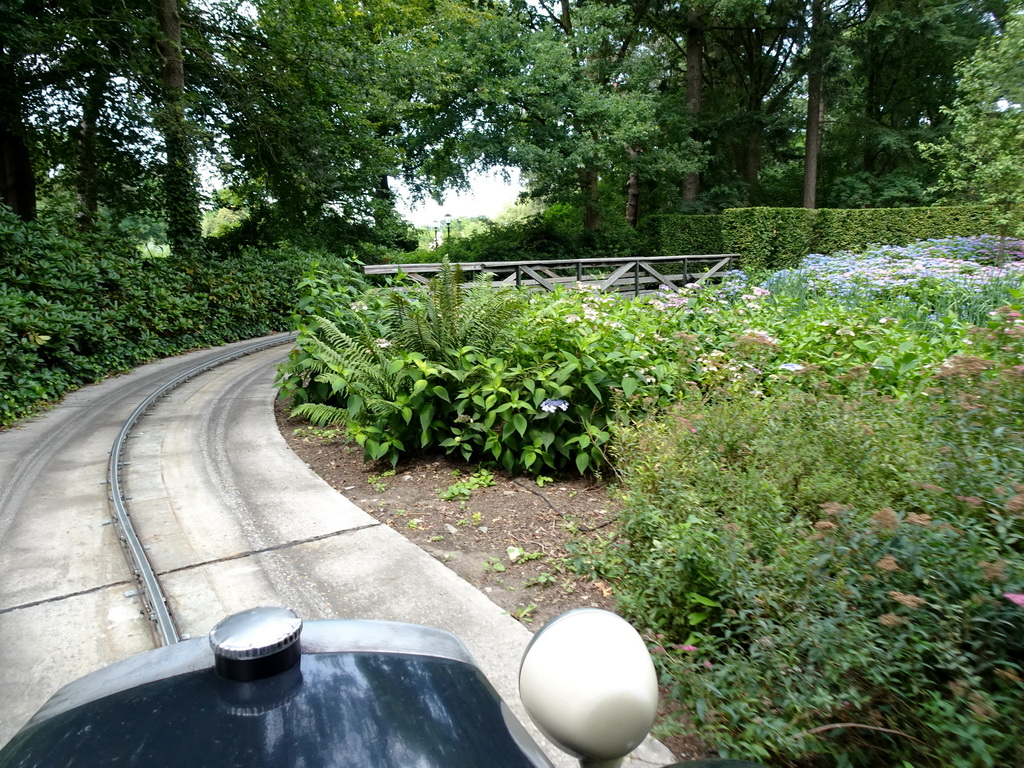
[363,254,737,296]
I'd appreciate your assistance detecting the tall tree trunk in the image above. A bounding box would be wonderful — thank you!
[625,148,640,228]
[580,167,600,231]
[155,0,201,256]
[1,126,35,222]
[683,8,704,203]
[0,58,36,221]
[741,125,762,201]
[863,34,879,175]
[559,0,573,34]
[803,69,825,208]
[76,70,106,229]
[373,174,393,226]
[802,0,826,209]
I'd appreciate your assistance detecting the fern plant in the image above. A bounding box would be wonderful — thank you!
[289,260,527,465]
[385,260,523,364]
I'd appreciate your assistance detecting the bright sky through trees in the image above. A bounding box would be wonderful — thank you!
[392,168,522,227]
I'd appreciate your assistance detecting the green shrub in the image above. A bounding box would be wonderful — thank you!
[644,205,1006,265]
[282,266,699,474]
[721,208,815,270]
[0,207,354,426]
[637,214,725,256]
[285,262,538,468]
[588,301,1024,766]
[661,505,1024,766]
[920,301,1024,511]
[604,392,932,638]
[402,205,642,266]
[815,205,1005,254]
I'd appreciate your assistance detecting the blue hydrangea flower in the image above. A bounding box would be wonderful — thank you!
[540,399,569,413]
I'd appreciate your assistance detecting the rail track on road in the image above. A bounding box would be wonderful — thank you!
[106,334,295,647]
[0,335,659,768]
[0,332,338,744]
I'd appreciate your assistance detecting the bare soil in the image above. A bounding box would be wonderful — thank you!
[275,399,620,627]
[274,399,710,761]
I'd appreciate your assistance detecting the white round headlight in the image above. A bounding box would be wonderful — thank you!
[519,609,658,762]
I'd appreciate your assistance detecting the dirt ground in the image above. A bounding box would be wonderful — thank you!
[274,399,710,761]
[275,398,620,628]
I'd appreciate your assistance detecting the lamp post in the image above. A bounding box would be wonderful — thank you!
[443,213,452,241]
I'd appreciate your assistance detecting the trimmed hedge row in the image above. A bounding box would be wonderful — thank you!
[0,208,360,426]
[642,204,1009,269]
[637,214,724,257]
[722,207,815,271]
[813,205,1004,253]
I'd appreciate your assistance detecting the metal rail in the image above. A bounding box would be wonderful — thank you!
[107,334,296,646]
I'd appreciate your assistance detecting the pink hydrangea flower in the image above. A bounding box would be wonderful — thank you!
[1004,593,1024,607]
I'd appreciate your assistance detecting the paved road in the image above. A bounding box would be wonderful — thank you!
[0,338,673,767]
[0,338,287,744]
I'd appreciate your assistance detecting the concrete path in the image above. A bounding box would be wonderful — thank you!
[0,338,673,766]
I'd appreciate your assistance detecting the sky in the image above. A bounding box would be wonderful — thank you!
[392,167,523,228]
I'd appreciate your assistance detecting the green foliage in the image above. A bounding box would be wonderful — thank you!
[437,469,496,500]
[282,269,698,473]
[721,208,816,270]
[815,205,1007,254]
[0,208,349,426]
[921,3,1024,244]
[286,260,535,468]
[637,215,725,256]
[273,259,374,405]
[9,0,1006,255]
[284,237,1023,477]
[607,392,933,635]
[646,204,1007,262]
[659,505,1024,766]
[921,302,1024,511]
[583,294,1024,766]
[417,205,642,265]
[202,206,245,238]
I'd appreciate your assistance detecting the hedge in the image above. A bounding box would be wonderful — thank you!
[721,207,815,271]
[641,204,1011,269]
[0,207,362,426]
[637,214,724,256]
[813,205,1005,253]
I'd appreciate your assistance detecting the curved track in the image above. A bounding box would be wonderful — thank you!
[0,335,542,754]
[0,339,666,768]
[0,335,316,743]
[107,334,295,646]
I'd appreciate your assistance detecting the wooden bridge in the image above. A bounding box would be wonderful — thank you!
[363,254,737,296]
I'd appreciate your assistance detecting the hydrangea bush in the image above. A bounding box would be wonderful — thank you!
[720,235,1024,325]
[578,240,1024,766]
[282,237,1024,762]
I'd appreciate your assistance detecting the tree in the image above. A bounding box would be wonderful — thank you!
[1,0,61,221]
[3,0,437,251]
[155,0,203,254]
[819,0,1000,208]
[2,0,177,229]
[922,2,1024,256]
[394,0,702,232]
[642,0,811,209]
[642,0,711,205]
[801,0,827,208]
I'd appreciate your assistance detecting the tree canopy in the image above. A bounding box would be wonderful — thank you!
[922,1,1024,250]
[1,0,1013,252]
